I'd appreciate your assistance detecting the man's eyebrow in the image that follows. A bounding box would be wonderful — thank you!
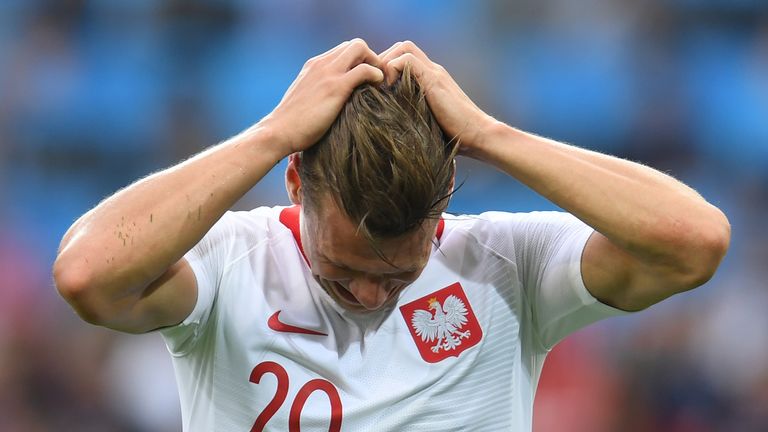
[320,255,419,274]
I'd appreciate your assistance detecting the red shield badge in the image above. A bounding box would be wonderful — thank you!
[399,282,483,363]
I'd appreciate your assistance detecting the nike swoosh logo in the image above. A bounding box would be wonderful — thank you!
[268,311,328,336]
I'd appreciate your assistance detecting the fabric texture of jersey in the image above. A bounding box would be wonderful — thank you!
[160,206,629,431]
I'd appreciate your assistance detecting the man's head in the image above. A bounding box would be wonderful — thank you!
[285,66,457,312]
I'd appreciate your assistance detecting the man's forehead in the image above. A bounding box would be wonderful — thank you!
[319,249,423,274]
[307,199,435,269]
[317,226,432,266]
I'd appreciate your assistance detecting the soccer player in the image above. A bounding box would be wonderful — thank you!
[54,39,730,431]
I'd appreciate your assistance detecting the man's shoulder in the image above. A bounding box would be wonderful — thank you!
[216,205,291,233]
[441,210,584,252]
[444,210,581,231]
[441,210,516,235]
[200,206,296,253]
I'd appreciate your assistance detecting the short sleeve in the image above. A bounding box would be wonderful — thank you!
[159,211,241,356]
[477,211,631,351]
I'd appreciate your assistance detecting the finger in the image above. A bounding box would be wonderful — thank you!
[307,40,351,64]
[377,41,403,61]
[334,38,380,71]
[329,39,352,53]
[383,52,426,85]
[344,63,384,88]
[379,40,430,67]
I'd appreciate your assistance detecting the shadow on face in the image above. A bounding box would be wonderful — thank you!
[301,197,437,312]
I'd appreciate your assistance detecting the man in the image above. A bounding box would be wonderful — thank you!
[54,39,730,431]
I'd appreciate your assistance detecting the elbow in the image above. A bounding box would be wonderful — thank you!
[53,255,154,334]
[53,255,109,326]
[671,208,731,291]
[53,254,88,306]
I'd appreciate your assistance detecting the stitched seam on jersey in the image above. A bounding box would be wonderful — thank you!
[454,224,551,354]
[220,235,272,274]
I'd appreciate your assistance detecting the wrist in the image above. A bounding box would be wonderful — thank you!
[241,119,294,162]
[459,118,510,162]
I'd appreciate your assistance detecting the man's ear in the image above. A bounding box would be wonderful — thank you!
[285,153,302,205]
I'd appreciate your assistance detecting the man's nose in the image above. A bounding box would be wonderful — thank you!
[347,277,390,310]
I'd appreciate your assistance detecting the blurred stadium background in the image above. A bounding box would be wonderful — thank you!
[1,0,766,431]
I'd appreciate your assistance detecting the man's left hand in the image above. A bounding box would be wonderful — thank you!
[378,41,496,156]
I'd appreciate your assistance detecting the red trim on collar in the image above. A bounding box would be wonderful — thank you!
[279,205,309,265]
[278,205,446,265]
[435,218,445,242]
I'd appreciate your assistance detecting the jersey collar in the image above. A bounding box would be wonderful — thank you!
[279,205,445,266]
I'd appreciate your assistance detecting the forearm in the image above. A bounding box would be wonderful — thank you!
[469,122,729,267]
[374,41,728,309]
[54,124,286,300]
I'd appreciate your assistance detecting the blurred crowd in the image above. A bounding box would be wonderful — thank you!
[0,0,766,431]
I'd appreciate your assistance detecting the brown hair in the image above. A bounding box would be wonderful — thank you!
[299,65,458,246]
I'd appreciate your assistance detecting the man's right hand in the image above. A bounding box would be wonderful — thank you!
[261,39,384,155]
[53,38,384,334]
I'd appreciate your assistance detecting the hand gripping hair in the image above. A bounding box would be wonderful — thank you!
[298,64,459,251]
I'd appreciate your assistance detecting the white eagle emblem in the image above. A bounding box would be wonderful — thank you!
[411,295,472,353]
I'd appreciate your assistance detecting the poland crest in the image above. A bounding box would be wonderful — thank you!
[400,282,483,363]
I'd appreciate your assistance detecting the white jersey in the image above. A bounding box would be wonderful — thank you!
[160,206,628,431]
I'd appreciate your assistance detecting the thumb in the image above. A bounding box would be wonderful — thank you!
[345,63,384,87]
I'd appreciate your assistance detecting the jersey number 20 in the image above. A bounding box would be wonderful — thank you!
[250,361,343,432]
